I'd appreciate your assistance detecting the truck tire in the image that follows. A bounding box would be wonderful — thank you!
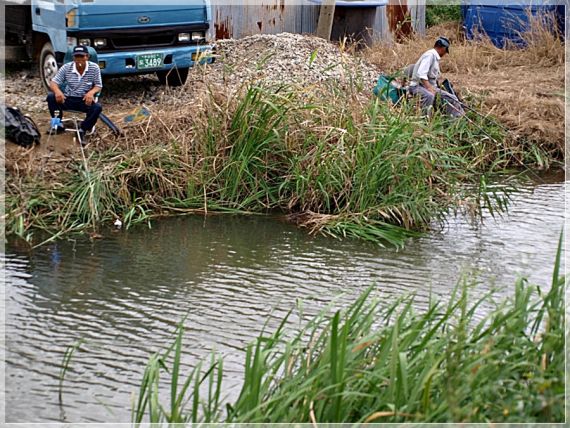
[156,67,189,87]
[40,42,58,92]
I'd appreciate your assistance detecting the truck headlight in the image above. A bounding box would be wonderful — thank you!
[79,38,91,46]
[67,37,78,47]
[178,33,190,42]
[94,38,107,48]
[191,31,205,42]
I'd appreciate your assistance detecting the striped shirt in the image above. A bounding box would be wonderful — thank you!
[52,61,103,97]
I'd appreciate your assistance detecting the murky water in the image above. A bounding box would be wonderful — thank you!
[3,171,565,423]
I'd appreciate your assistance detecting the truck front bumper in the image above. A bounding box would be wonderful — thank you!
[96,45,215,76]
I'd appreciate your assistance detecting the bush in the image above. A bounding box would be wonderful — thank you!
[426,4,462,27]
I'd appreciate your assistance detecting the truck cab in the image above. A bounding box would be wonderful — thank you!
[5,0,214,90]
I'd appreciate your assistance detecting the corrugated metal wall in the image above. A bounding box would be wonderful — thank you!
[209,0,425,43]
[209,0,319,40]
[372,0,426,43]
[408,0,426,37]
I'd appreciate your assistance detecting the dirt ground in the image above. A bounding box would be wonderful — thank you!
[3,73,159,177]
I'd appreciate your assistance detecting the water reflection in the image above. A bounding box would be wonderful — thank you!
[4,172,565,423]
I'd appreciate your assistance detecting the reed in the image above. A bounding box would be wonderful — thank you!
[6,79,535,246]
[58,339,84,405]
[133,235,565,424]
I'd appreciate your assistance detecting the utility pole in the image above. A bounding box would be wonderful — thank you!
[316,0,336,40]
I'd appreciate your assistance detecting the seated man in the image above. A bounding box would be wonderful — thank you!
[46,45,103,143]
[408,37,464,118]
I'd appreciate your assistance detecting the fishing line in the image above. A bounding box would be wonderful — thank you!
[441,97,547,184]
[75,125,99,231]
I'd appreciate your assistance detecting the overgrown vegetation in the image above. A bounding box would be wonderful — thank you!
[5,12,563,246]
[366,11,564,152]
[132,235,565,425]
[6,80,524,246]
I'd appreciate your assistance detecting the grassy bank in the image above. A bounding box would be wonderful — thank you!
[7,78,532,246]
[365,12,564,156]
[5,11,563,246]
[132,236,565,424]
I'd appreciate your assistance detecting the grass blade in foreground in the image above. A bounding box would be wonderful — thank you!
[133,237,565,424]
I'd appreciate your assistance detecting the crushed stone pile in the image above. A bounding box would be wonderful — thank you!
[4,33,382,117]
[192,32,381,90]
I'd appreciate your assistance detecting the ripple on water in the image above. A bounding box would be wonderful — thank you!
[4,178,565,423]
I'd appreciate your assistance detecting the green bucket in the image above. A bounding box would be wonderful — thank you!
[373,74,400,104]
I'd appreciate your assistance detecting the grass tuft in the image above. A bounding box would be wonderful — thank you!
[132,234,565,424]
[6,49,554,247]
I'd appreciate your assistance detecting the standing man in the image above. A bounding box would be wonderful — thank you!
[409,37,464,118]
[46,45,103,144]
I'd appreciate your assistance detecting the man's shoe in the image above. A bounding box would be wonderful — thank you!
[77,129,87,146]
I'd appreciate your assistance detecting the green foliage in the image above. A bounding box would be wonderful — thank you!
[59,339,84,405]
[5,81,545,246]
[133,236,566,424]
[426,4,462,28]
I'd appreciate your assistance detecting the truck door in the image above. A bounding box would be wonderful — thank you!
[31,0,68,90]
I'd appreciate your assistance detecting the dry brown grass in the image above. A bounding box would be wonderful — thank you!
[363,14,565,156]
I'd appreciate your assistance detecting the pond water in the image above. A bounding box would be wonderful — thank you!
[3,170,565,423]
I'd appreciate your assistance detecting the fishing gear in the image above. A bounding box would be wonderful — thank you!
[441,79,511,133]
[441,97,547,184]
[442,98,501,144]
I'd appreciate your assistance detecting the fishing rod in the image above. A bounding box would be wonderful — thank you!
[460,102,512,134]
[441,97,547,184]
[441,98,501,144]
[440,79,512,134]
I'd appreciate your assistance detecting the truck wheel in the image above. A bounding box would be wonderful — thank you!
[156,67,189,87]
[40,42,58,92]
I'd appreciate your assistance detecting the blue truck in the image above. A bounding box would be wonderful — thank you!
[5,0,214,90]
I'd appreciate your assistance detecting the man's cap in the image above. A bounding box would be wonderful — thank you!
[73,45,89,56]
[435,36,450,53]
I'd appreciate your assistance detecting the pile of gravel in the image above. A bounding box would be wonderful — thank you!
[197,32,380,90]
[3,33,382,116]
[3,69,47,114]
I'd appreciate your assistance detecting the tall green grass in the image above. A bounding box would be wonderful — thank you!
[133,235,565,424]
[6,82,538,246]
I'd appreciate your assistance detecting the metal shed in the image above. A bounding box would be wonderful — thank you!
[209,0,426,44]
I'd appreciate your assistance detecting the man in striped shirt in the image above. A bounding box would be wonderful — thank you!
[46,45,103,143]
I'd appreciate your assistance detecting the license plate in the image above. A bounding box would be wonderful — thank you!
[136,53,164,70]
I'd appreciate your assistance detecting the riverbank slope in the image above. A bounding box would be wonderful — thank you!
[3,26,565,245]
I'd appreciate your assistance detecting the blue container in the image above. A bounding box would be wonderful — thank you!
[373,75,401,104]
[462,1,565,48]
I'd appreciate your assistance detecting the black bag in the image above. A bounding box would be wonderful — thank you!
[441,79,458,98]
[2,105,41,148]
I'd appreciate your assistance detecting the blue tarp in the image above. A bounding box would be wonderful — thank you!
[462,1,566,48]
